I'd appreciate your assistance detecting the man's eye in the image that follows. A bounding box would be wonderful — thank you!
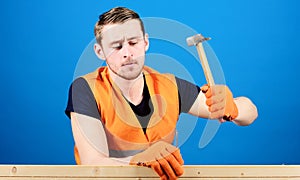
[112,45,122,50]
[129,41,138,46]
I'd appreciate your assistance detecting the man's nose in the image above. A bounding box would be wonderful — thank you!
[121,44,132,59]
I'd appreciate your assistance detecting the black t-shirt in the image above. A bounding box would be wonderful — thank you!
[65,75,200,133]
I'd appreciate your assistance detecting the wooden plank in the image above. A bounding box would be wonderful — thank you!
[184,165,300,178]
[0,165,299,179]
[1,178,298,179]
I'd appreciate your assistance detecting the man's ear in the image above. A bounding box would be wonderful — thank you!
[94,43,105,60]
[144,33,150,52]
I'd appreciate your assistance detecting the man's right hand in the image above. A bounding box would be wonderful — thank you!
[129,141,184,180]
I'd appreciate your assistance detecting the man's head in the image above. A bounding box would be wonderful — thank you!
[94,7,145,45]
[94,7,149,81]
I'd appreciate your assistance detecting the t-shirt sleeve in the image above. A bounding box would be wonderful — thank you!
[65,77,101,120]
[175,77,201,113]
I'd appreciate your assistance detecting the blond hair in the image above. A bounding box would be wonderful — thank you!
[94,7,145,44]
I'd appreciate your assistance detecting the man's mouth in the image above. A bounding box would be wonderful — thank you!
[122,61,137,66]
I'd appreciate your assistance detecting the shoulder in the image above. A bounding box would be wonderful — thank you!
[71,77,89,90]
[81,67,104,81]
[143,66,176,83]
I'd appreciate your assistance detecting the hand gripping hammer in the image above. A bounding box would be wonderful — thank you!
[186,34,232,121]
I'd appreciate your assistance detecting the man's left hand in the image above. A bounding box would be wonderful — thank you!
[201,85,238,121]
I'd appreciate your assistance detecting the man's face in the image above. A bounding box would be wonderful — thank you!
[99,19,149,80]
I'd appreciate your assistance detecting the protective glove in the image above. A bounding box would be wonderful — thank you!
[201,84,238,121]
[129,141,184,180]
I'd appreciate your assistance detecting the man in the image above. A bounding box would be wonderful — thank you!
[65,7,258,180]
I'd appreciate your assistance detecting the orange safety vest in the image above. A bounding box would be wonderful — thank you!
[75,66,179,164]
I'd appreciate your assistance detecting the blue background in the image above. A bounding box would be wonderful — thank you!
[0,0,299,165]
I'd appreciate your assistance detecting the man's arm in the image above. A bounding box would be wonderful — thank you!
[70,112,131,165]
[71,112,184,179]
[67,78,131,164]
[188,86,258,126]
[231,96,258,126]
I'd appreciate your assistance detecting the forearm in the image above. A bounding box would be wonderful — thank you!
[71,113,133,165]
[188,91,258,126]
[232,96,258,126]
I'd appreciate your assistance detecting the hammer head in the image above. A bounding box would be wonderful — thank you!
[186,34,211,46]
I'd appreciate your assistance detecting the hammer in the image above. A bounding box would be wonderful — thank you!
[187,34,232,121]
[186,34,214,86]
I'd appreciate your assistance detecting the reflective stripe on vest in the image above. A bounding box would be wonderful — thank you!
[81,66,179,158]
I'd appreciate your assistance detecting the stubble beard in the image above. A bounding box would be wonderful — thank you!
[108,61,144,81]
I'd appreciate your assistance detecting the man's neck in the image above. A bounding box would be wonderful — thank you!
[108,68,144,105]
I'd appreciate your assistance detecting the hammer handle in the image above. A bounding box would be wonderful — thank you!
[196,43,215,86]
[196,43,233,121]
